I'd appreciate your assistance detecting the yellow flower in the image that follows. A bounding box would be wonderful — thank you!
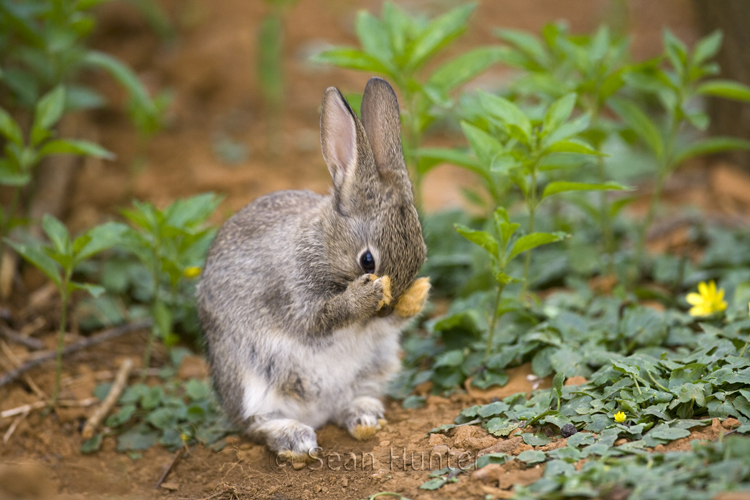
[184,266,201,279]
[686,280,727,317]
[614,411,626,423]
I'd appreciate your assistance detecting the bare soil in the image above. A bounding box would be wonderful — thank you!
[1,1,743,499]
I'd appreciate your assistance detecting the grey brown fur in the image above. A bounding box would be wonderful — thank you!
[197,78,427,461]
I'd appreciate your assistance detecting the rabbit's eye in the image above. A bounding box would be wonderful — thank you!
[360,250,376,273]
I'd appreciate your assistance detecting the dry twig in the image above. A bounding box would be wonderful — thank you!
[82,358,133,439]
[0,325,45,350]
[3,406,29,443]
[0,320,151,389]
[155,450,182,489]
[0,340,46,399]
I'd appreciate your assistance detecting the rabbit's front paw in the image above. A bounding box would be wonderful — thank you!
[343,396,386,441]
[351,274,392,313]
[394,277,430,317]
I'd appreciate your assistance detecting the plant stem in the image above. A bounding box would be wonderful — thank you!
[142,245,162,379]
[51,275,70,406]
[631,114,680,286]
[596,155,615,275]
[485,283,506,360]
[0,188,22,278]
[403,89,423,209]
[521,168,539,297]
[740,340,749,358]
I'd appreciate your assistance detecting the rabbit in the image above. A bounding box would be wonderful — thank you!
[196,77,430,467]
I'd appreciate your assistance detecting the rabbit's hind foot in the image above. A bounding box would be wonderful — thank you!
[343,396,386,441]
[394,277,431,317]
[251,418,319,468]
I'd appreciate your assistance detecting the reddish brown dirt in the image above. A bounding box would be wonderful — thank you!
[0,0,734,499]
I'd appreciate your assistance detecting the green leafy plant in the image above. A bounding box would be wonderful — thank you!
[492,23,636,273]
[456,208,566,362]
[0,0,160,116]
[458,91,628,293]
[82,376,232,454]
[258,0,299,155]
[119,193,221,374]
[314,1,504,205]
[0,86,114,283]
[5,215,126,403]
[607,30,750,283]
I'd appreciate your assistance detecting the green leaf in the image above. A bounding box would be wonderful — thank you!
[478,91,532,143]
[185,379,210,401]
[428,47,507,92]
[83,52,157,120]
[696,80,750,104]
[460,121,504,169]
[608,97,664,159]
[523,433,552,446]
[508,232,567,261]
[6,240,62,288]
[407,3,476,70]
[420,478,446,490]
[454,224,498,257]
[552,370,565,397]
[32,86,66,146]
[37,139,115,160]
[673,137,750,165]
[493,207,519,247]
[544,92,577,133]
[105,404,137,427]
[647,426,690,442]
[140,385,164,410]
[312,48,390,74]
[544,140,603,156]
[42,214,70,256]
[117,425,159,452]
[692,30,723,65]
[495,29,549,69]
[67,281,106,297]
[518,450,546,464]
[415,147,484,176]
[80,434,103,454]
[0,108,23,146]
[433,349,465,369]
[541,181,630,200]
[0,159,31,187]
[355,11,394,71]
[75,222,128,262]
[541,114,591,149]
[663,29,688,74]
[147,407,178,429]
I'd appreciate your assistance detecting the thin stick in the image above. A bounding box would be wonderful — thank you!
[155,450,182,489]
[0,325,45,350]
[1,401,45,418]
[82,358,133,439]
[0,340,47,399]
[0,320,151,389]
[1,398,97,419]
[3,406,29,443]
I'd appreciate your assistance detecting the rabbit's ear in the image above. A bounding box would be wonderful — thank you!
[320,87,359,194]
[361,77,406,178]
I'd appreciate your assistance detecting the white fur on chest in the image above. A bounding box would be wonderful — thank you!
[240,317,402,427]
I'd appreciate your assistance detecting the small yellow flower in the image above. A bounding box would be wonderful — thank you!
[184,266,201,279]
[685,280,727,317]
[614,411,626,423]
[181,433,189,443]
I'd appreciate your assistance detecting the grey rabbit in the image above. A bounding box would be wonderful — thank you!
[197,77,430,466]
